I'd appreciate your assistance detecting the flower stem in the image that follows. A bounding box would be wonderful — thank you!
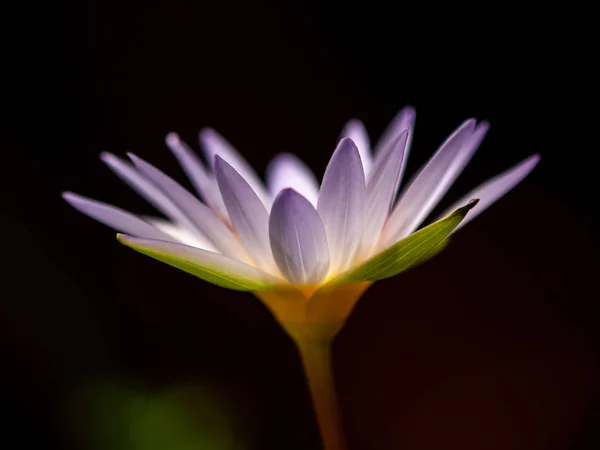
[296,338,347,450]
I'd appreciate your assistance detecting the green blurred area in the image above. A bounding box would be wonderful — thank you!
[70,380,252,450]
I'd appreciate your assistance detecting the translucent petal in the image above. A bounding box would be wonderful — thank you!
[340,119,372,176]
[145,217,215,251]
[360,131,408,257]
[374,106,416,190]
[374,106,416,158]
[269,189,330,285]
[128,154,250,262]
[199,128,271,207]
[266,153,320,207]
[214,156,278,273]
[380,120,488,247]
[317,138,367,273]
[62,192,174,242]
[117,234,283,291]
[165,132,228,219]
[436,154,540,232]
[101,152,194,229]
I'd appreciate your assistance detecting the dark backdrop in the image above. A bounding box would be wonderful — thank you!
[2,1,598,449]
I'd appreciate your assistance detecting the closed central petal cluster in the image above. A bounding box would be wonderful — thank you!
[63,107,538,338]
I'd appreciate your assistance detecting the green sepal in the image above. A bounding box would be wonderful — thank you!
[341,200,478,281]
[117,234,280,292]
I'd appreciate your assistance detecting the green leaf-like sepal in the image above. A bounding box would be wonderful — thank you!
[117,234,281,291]
[340,200,478,281]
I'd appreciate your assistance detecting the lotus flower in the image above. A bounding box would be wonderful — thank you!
[63,107,538,341]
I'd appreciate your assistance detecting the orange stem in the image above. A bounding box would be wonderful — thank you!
[296,339,347,450]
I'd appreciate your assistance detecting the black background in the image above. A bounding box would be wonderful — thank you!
[2,1,599,449]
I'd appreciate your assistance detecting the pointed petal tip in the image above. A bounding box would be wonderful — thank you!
[400,105,417,121]
[278,186,296,197]
[345,118,363,128]
[337,136,360,153]
[466,198,480,209]
[116,233,135,245]
[61,191,75,201]
[477,119,490,129]
[275,187,305,203]
[100,151,121,165]
[463,118,478,129]
[61,191,87,205]
[199,127,217,141]
[165,132,180,146]
[126,152,142,165]
[213,153,226,168]
[529,153,541,165]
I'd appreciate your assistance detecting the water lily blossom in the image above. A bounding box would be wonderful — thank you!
[63,107,538,339]
[63,107,539,450]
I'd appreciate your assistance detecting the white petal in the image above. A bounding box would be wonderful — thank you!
[317,138,367,273]
[199,128,271,207]
[436,154,540,232]
[117,234,283,291]
[374,106,416,156]
[62,192,174,242]
[269,189,330,285]
[165,132,228,220]
[360,131,408,257]
[380,120,489,247]
[266,153,320,207]
[145,217,215,251]
[101,152,194,229]
[128,153,250,262]
[373,106,416,189]
[214,156,278,273]
[340,119,372,176]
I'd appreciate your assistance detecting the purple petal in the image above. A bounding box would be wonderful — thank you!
[62,192,175,242]
[128,154,250,262]
[340,119,372,176]
[215,156,277,273]
[437,154,540,232]
[360,131,408,256]
[165,132,228,219]
[101,152,193,228]
[199,128,271,207]
[317,138,367,272]
[266,153,320,206]
[374,106,416,157]
[269,189,330,285]
[381,119,489,247]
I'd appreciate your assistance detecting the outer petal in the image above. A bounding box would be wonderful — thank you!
[436,154,540,232]
[269,189,330,285]
[199,128,271,207]
[165,132,228,219]
[374,106,416,157]
[62,192,174,242]
[340,119,372,176]
[341,200,478,282]
[215,156,278,273]
[117,234,283,291]
[317,138,367,273]
[101,152,196,231]
[145,217,215,251]
[380,120,488,247]
[360,131,408,256]
[266,153,320,206]
[128,153,250,262]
